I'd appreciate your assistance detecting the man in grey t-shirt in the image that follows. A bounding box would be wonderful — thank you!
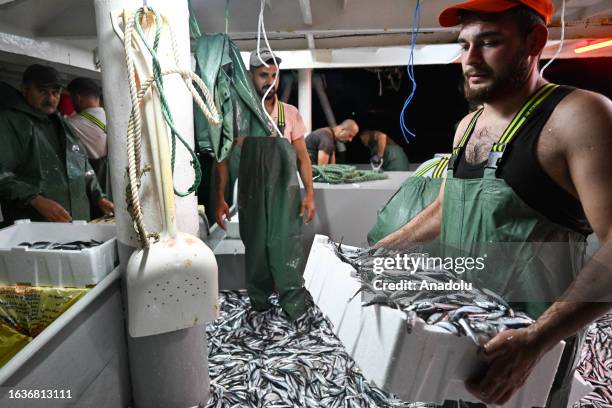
[305,119,358,165]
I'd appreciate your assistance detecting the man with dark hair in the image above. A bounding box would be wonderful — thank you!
[357,130,410,171]
[305,119,359,165]
[0,65,113,226]
[214,49,316,321]
[377,1,612,406]
[65,77,110,196]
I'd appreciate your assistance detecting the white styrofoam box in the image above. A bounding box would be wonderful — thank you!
[567,372,595,408]
[224,214,240,239]
[304,235,581,407]
[0,220,118,287]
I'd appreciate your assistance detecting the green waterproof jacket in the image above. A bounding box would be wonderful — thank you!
[0,82,104,226]
[194,33,270,162]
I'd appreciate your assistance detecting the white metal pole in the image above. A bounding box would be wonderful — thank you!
[92,1,210,407]
[298,68,312,133]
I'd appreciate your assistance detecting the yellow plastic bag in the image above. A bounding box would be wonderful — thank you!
[0,285,89,367]
[0,323,30,367]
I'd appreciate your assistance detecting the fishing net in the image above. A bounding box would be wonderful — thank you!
[312,164,388,184]
[204,291,433,408]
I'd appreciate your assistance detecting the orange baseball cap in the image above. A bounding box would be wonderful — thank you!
[439,0,554,27]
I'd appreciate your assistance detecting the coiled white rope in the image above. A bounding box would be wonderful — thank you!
[122,7,219,247]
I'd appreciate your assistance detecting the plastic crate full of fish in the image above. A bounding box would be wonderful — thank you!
[0,219,118,287]
[304,235,591,408]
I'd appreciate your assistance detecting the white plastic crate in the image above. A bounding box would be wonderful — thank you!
[224,214,241,239]
[0,220,118,287]
[304,235,589,408]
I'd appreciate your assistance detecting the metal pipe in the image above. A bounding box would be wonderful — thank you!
[298,68,312,134]
[313,73,345,153]
[93,1,210,406]
[313,73,336,127]
[280,71,294,103]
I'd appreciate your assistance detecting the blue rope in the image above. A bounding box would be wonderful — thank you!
[399,0,421,144]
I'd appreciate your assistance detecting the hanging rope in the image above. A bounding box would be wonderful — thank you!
[122,7,219,246]
[133,10,207,197]
[123,10,149,246]
[399,0,421,143]
[540,0,566,77]
[256,0,284,138]
[312,164,388,184]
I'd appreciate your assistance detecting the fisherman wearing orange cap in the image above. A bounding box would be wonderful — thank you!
[376,1,612,406]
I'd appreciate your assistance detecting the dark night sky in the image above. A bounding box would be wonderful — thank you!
[284,57,612,164]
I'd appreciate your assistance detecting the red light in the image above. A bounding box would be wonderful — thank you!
[574,39,612,54]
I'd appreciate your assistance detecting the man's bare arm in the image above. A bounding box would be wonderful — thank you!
[214,159,231,229]
[374,112,478,249]
[374,131,387,158]
[317,150,331,165]
[530,90,612,344]
[292,137,316,223]
[469,90,612,406]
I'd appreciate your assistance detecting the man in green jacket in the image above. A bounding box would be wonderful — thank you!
[0,65,113,227]
[215,50,315,321]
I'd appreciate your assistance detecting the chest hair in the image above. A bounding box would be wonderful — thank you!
[464,126,504,164]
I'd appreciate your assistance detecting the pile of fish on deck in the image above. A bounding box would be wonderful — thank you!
[204,291,433,408]
[331,242,534,346]
[574,311,612,408]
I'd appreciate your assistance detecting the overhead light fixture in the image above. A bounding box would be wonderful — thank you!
[574,39,612,54]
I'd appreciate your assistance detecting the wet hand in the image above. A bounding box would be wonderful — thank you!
[300,195,316,224]
[373,236,391,249]
[30,195,72,222]
[215,200,231,230]
[374,232,401,249]
[466,328,545,405]
[97,198,114,216]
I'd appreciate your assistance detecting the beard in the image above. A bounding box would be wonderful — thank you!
[463,49,530,104]
[258,86,277,100]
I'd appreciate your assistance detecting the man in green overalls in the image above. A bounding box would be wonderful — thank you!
[358,130,410,171]
[215,49,316,321]
[376,1,612,406]
[0,65,113,228]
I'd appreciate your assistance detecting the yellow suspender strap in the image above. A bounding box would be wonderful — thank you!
[452,83,559,156]
[492,83,559,152]
[414,160,440,177]
[433,156,450,178]
[277,101,285,128]
[79,111,107,133]
[414,156,450,178]
[453,108,483,156]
